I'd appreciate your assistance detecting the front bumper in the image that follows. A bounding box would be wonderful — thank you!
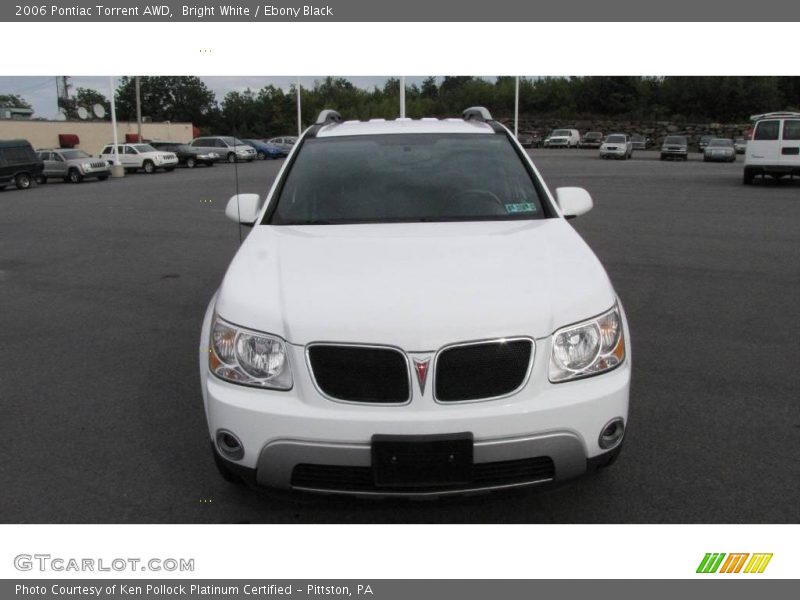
[600,147,627,158]
[200,300,631,496]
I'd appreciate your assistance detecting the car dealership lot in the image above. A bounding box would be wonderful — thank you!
[1,149,798,523]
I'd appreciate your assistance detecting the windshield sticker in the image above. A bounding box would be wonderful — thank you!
[505,203,537,214]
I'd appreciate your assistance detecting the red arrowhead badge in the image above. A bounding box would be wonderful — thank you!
[413,358,430,395]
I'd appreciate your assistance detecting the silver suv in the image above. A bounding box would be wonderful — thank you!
[36,148,110,184]
[189,136,256,163]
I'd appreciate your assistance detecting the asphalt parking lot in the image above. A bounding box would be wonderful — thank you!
[1,149,798,523]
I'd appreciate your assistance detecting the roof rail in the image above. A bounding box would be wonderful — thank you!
[463,106,493,122]
[316,109,343,125]
[750,111,800,121]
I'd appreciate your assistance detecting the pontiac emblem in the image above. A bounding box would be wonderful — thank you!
[413,358,431,394]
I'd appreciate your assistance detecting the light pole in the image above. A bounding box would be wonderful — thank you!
[400,76,406,118]
[296,77,302,137]
[108,76,123,177]
[514,76,519,139]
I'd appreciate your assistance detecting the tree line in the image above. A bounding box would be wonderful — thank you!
[6,76,799,137]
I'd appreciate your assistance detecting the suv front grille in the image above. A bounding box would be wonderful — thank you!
[290,456,554,493]
[435,339,533,402]
[307,345,410,403]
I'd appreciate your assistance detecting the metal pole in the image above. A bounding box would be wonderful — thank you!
[135,76,143,142]
[399,76,406,118]
[109,76,123,177]
[296,77,302,137]
[514,76,519,139]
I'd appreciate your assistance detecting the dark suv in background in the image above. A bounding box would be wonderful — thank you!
[0,140,43,190]
[150,141,218,168]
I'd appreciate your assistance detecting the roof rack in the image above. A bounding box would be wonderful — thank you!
[316,109,343,125]
[750,111,800,121]
[463,106,493,122]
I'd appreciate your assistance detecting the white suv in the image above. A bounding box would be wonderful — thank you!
[99,143,178,174]
[200,107,631,496]
[744,112,800,184]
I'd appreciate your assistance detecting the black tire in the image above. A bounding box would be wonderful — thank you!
[211,443,244,485]
[35,175,48,184]
[227,152,236,164]
[186,157,196,169]
[206,161,214,167]
[68,169,83,184]
[165,167,175,172]
[660,155,666,161]
[0,185,6,191]
[143,160,155,174]
[97,175,109,181]
[256,152,266,161]
[743,168,755,185]
[15,173,32,190]
[703,156,709,162]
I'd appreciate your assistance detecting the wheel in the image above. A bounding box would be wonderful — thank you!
[206,161,214,167]
[227,152,236,164]
[256,152,266,161]
[211,443,244,485]
[186,157,196,168]
[68,168,83,183]
[743,168,755,185]
[165,167,175,172]
[660,155,666,161]
[15,173,32,190]
[703,156,709,162]
[683,156,688,161]
[0,185,6,191]
[97,175,109,181]
[35,175,48,184]
[730,156,736,163]
[143,160,155,174]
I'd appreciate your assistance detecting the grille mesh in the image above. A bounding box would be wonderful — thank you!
[308,345,409,403]
[291,456,555,493]
[435,339,533,402]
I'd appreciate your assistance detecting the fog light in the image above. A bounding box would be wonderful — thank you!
[598,418,625,450]
[216,429,244,461]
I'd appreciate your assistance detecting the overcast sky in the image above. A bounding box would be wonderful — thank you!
[0,76,441,119]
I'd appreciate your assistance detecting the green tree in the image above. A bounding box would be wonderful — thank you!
[115,76,218,127]
[0,94,32,109]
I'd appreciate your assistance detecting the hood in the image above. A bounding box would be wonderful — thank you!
[214,220,617,349]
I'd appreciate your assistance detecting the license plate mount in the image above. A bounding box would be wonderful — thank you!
[372,433,473,488]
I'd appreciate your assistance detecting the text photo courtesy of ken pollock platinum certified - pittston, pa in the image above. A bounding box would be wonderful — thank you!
[0,75,798,524]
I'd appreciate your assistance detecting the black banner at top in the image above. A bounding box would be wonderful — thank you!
[3,0,798,22]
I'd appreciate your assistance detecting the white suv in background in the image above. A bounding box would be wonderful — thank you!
[200,107,631,497]
[99,143,178,174]
[744,112,800,184]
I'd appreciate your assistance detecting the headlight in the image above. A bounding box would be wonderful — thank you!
[549,305,626,383]
[81,162,93,172]
[209,314,292,389]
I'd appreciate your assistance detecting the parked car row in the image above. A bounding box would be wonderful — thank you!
[0,134,297,190]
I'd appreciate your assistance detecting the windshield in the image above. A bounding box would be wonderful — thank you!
[552,130,570,136]
[269,133,545,225]
[133,144,156,153]
[585,132,601,139]
[221,137,248,146]
[606,135,626,143]
[709,139,732,147]
[60,150,90,159]
[664,136,686,145]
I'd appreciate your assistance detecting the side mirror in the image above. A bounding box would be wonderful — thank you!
[555,187,593,219]
[225,193,262,226]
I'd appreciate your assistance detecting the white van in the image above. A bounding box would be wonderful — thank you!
[544,128,581,149]
[744,112,800,184]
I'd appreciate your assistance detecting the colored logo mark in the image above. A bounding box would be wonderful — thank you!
[696,553,773,574]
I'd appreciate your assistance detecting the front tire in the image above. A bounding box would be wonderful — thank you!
[186,157,196,169]
[35,175,48,184]
[256,152,266,161]
[15,173,32,190]
[227,152,236,164]
[143,160,155,174]
[68,169,83,183]
[97,175,109,181]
